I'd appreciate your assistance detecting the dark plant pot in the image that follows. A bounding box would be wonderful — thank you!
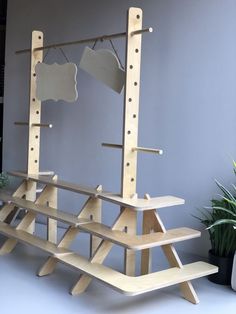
[208,249,233,285]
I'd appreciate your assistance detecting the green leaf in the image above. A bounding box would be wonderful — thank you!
[212,206,236,217]
[207,219,236,229]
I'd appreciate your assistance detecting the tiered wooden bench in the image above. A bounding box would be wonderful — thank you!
[0,170,218,299]
[0,186,201,250]
[0,220,216,296]
[0,7,218,305]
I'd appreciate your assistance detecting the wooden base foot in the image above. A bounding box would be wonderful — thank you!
[180,281,199,304]
[0,238,17,255]
[70,275,91,295]
[38,257,58,276]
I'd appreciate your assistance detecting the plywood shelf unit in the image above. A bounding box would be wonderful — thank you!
[0,221,216,296]
[0,7,217,304]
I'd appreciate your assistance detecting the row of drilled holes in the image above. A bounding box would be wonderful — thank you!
[126,14,140,182]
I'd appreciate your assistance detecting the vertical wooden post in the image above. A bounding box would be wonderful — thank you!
[47,176,58,244]
[121,8,143,276]
[26,31,43,232]
[141,211,154,275]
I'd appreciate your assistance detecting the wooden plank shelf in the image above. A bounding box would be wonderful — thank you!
[9,171,185,211]
[8,171,103,197]
[0,221,68,255]
[79,222,201,250]
[100,194,185,211]
[57,254,218,296]
[0,192,90,226]
[0,221,218,296]
[0,191,198,250]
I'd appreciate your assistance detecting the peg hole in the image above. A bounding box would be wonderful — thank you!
[36,110,39,114]
[127,130,131,135]
[32,98,36,102]
[126,162,130,167]
[31,147,34,151]
[129,65,133,69]
[136,14,140,19]
[128,98,132,102]
[134,82,138,86]
[33,73,36,77]
[38,36,41,39]
[35,135,39,139]
[35,160,38,163]
[133,114,137,118]
[90,214,93,221]
[135,48,139,53]
[131,178,134,182]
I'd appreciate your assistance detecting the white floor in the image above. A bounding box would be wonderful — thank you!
[0,223,235,314]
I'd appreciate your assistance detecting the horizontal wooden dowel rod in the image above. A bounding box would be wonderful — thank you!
[15,28,152,54]
[131,27,153,36]
[132,147,163,155]
[102,143,123,149]
[32,123,53,128]
[14,122,29,126]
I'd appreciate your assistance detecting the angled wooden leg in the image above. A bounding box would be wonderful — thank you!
[153,210,199,304]
[38,196,101,276]
[0,184,57,256]
[0,181,29,255]
[38,226,79,276]
[179,281,199,304]
[71,208,134,295]
[0,181,27,223]
[0,238,18,256]
[0,211,36,255]
[77,192,102,257]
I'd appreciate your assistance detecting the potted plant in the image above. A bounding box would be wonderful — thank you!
[206,185,236,290]
[0,172,9,189]
[196,164,236,285]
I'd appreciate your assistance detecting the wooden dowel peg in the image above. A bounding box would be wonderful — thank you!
[144,193,151,200]
[96,185,103,192]
[131,27,153,36]
[14,122,29,126]
[102,143,123,149]
[32,123,53,128]
[38,171,55,176]
[132,147,163,155]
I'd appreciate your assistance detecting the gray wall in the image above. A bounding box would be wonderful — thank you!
[3,0,236,257]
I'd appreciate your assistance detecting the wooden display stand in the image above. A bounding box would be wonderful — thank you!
[0,7,217,303]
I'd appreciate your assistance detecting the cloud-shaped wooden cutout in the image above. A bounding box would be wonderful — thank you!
[35,63,78,102]
[79,47,125,94]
